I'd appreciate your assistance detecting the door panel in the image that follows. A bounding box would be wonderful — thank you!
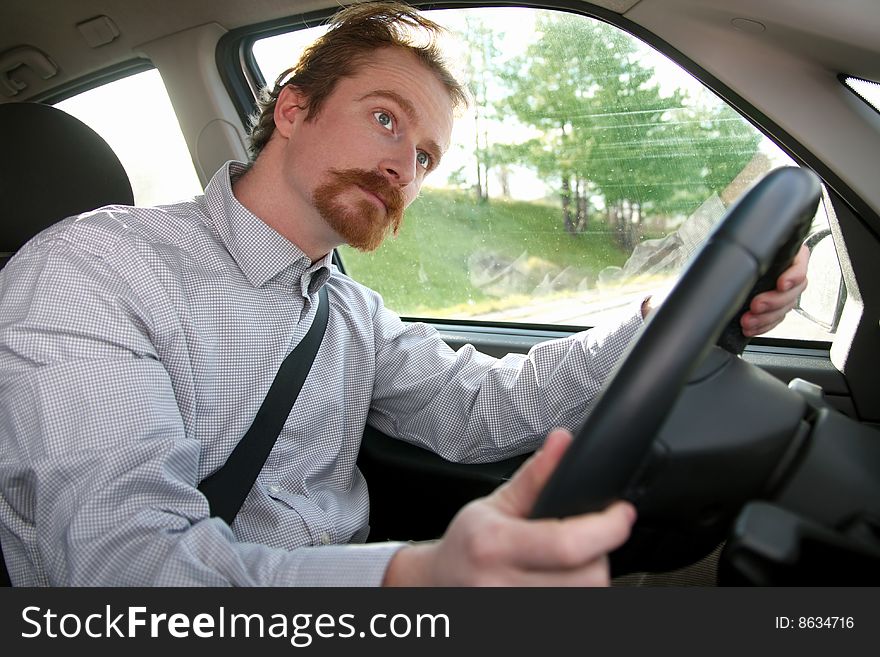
[360,325,851,542]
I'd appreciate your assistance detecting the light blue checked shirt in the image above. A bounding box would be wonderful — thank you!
[0,161,643,586]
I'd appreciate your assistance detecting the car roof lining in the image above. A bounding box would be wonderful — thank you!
[3,0,876,102]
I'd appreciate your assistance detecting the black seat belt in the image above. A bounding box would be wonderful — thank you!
[198,285,330,525]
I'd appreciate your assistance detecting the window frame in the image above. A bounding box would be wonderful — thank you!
[33,58,154,106]
[215,1,862,348]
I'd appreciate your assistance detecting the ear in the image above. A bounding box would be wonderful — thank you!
[273,85,309,139]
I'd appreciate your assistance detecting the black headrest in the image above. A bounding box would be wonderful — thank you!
[0,102,134,266]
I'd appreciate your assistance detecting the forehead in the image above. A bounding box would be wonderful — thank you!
[342,47,455,149]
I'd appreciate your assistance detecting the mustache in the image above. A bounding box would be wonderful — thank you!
[328,168,405,215]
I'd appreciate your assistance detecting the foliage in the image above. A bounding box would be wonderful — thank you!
[451,11,761,244]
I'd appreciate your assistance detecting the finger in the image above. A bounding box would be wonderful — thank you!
[741,303,792,336]
[743,316,783,337]
[750,276,808,314]
[495,500,637,571]
[743,283,806,335]
[491,428,574,517]
[777,244,810,292]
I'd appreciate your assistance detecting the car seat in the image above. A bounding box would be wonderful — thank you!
[0,101,134,585]
[0,101,134,269]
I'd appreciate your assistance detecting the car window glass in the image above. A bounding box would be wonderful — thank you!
[843,75,880,114]
[54,69,203,206]
[252,7,840,342]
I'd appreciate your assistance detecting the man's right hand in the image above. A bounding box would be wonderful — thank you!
[382,428,637,586]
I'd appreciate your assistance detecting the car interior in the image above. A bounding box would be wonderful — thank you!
[1,0,879,585]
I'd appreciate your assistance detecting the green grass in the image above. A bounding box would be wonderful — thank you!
[338,188,628,316]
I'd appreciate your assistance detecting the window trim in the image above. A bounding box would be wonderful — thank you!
[216,5,336,129]
[34,58,155,106]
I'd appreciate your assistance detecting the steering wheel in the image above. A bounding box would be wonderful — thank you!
[531,166,821,521]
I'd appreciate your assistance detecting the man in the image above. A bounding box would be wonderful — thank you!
[0,2,806,586]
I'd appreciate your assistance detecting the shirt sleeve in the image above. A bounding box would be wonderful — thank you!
[366,294,645,463]
[0,240,403,586]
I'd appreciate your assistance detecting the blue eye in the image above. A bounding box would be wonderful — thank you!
[374,111,393,130]
[416,151,431,170]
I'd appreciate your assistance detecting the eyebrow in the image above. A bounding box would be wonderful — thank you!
[358,89,445,163]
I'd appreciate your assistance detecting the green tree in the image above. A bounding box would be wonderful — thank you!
[498,12,760,244]
[460,16,502,204]
[500,14,610,234]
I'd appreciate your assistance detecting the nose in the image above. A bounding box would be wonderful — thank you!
[378,146,417,189]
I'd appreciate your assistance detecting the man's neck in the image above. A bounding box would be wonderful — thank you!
[231,156,336,264]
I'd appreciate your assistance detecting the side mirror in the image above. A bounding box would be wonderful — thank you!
[795,229,846,333]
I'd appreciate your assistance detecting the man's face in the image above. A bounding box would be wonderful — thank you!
[277,47,454,252]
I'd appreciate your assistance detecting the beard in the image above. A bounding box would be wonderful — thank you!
[312,168,406,252]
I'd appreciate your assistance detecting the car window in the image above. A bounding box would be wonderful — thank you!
[251,6,840,342]
[843,75,880,114]
[54,68,203,206]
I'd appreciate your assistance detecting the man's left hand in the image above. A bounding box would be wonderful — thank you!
[740,244,809,337]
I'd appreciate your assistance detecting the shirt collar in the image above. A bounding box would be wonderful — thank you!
[202,161,332,294]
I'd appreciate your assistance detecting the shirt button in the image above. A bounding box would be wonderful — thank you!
[267,485,280,494]
[319,532,331,545]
